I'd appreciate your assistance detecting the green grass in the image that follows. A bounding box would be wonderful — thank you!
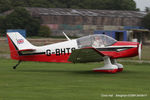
[0,58,150,100]
[0,41,10,54]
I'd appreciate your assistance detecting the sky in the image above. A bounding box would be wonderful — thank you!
[134,0,150,11]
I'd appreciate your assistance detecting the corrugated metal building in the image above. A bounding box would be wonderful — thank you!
[25,7,147,37]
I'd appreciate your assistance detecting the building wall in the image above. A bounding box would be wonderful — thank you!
[41,15,142,25]
[39,14,143,37]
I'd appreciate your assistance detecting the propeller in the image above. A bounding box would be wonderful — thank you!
[138,41,142,60]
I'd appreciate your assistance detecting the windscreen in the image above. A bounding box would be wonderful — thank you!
[77,34,117,48]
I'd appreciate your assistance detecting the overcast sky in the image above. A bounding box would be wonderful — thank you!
[134,0,150,11]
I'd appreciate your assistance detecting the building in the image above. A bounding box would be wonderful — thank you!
[3,7,149,42]
[25,7,148,38]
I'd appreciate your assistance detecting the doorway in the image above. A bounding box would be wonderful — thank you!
[115,32,124,41]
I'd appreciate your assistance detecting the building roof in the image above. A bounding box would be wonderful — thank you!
[26,7,147,18]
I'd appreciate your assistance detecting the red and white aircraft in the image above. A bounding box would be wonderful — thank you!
[7,32,142,73]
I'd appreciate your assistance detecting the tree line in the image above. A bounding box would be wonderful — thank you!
[0,0,137,13]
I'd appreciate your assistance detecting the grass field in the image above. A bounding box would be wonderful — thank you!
[0,58,150,100]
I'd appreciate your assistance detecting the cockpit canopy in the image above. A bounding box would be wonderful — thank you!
[77,34,117,48]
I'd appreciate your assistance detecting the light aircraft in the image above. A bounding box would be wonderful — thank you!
[7,32,142,73]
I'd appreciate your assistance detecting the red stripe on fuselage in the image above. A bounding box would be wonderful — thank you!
[19,53,71,63]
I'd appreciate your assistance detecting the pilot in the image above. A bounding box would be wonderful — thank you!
[92,37,104,48]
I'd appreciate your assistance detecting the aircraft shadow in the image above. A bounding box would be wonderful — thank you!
[16,69,137,75]
[17,69,107,74]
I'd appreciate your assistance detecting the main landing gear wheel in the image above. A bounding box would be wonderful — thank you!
[111,59,123,72]
[93,56,118,73]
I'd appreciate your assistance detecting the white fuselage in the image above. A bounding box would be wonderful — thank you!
[35,39,78,55]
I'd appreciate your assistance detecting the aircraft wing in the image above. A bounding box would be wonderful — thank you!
[68,47,104,63]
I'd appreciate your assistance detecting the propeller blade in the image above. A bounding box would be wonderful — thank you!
[138,41,142,60]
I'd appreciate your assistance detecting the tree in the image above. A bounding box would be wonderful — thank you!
[114,0,137,10]
[38,25,51,37]
[2,7,40,36]
[141,13,150,30]
[0,0,137,13]
[0,16,6,35]
[145,7,150,12]
[89,0,137,10]
[0,0,12,13]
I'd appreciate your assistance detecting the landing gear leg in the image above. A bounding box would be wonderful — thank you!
[93,56,118,73]
[111,59,123,72]
[13,60,22,69]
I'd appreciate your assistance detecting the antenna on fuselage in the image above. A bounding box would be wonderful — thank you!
[63,32,71,41]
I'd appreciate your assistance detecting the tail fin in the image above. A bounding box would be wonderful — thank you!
[7,32,35,60]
